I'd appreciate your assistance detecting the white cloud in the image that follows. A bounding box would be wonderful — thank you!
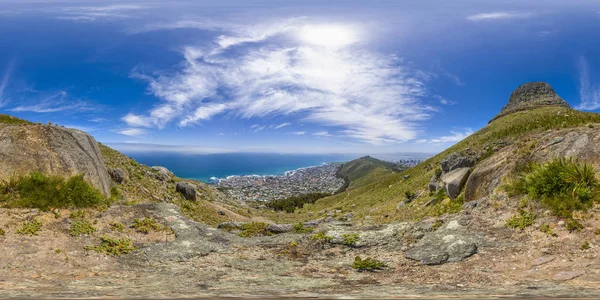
[576,56,600,110]
[290,131,306,135]
[250,124,266,133]
[8,91,103,113]
[313,131,332,137]
[274,122,291,129]
[467,12,532,21]
[116,128,148,137]
[0,60,14,108]
[435,95,456,105]
[57,4,146,22]
[128,18,431,144]
[429,128,473,143]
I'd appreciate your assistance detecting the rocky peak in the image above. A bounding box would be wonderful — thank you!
[490,82,570,123]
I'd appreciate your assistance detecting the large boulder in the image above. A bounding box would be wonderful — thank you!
[440,152,475,173]
[176,181,197,200]
[464,150,513,201]
[108,168,127,184]
[0,124,111,197]
[151,166,172,181]
[441,167,471,199]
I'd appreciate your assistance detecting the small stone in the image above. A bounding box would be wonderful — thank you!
[218,210,225,216]
[403,175,410,180]
[558,220,565,227]
[540,248,552,255]
[397,200,407,210]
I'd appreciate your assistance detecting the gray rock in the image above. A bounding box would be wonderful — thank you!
[441,152,475,173]
[176,181,197,201]
[152,166,172,181]
[217,222,245,230]
[266,223,292,234]
[441,167,471,199]
[531,256,555,266]
[218,210,226,216]
[403,175,410,180]
[397,200,407,210]
[428,176,440,192]
[0,125,112,197]
[108,168,127,184]
[490,82,570,123]
[552,271,584,281]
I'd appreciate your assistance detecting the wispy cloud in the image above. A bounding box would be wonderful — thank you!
[576,56,600,110]
[127,18,431,144]
[429,128,473,143]
[57,4,146,22]
[8,91,103,113]
[290,131,306,135]
[313,131,332,137]
[274,122,291,129]
[0,60,14,108]
[467,12,533,22]
[116,128,148,137]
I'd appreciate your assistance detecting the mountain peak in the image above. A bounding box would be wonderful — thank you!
[490,82,570,123]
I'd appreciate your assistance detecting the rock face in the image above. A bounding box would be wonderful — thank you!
[441,152,475,173]
[441,168,471,199]
[0,125,111,197]
[108,168,127,184]
[490,82,570,123]
[151,166,172,181]
[176,181,197,200]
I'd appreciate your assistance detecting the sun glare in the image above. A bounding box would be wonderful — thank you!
[297,24,359,48]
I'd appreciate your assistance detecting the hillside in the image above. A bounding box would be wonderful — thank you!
[336,155,406,190]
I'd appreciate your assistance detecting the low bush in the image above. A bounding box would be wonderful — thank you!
[565,218,583,232]
[0,172,108,210]
[352,256,386,272]
[292,222,313,234]
[266,192,331,213]
[239,222,272,237]
[310,231,333,242]
[70,220,97,236]
[539,224,556,236]
[17,219,42,236]
[506,158,598,218]
[86,236,136,256]
[342,233,359,246]
[506,210,536,230]
[0,228,5,236]
[581,241,591,250]
[132,218,166,234]
[110,222,125,233]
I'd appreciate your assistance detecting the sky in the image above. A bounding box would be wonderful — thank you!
[2,0,600,154]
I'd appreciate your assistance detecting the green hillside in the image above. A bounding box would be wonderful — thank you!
[336,156,406,190]
[293,106,600,224]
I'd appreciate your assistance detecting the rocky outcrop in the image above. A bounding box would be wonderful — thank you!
[152,166,172,181]
[108,168,127,184]
[490,82,570,123]
[404,220,482,265]
[441,152,475,173]
[176,182,197,200]
[441,168,471,199]
[0,124,111,197]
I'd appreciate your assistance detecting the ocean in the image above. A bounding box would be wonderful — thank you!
[125,152,361,183]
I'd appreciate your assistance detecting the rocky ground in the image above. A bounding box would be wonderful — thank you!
[1,193,600,298]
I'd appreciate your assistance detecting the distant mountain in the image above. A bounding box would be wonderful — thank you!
[336,155,406,191]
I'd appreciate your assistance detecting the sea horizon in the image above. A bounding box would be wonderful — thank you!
[120,151,432,183]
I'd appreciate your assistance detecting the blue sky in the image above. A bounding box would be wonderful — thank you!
[1,0,600,154]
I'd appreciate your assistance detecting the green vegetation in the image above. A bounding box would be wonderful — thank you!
[0,114,32,125]
[17,219,42,236]
[239,222,272,237]
[0,172,107,210]
[540,224,556,236]
[86,236,136,256]
[336,156,405,191]
[507,158,597,218]
[506,210,536,230]
[110,222,125,233]
[310,231,333,242]
[69,220,97,236]
[292,222,313,234]
[432,219,443,231]
[69,210,87,220]
[581,241,591,250]
[132,218,166,234]
[565,218,583,232]
[342,233,359,246]
[0,228,5,236]
[595,229,600,235]
[266,192,331,213]
[352,256,386,272]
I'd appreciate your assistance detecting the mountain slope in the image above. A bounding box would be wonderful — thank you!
[336,155,406,190]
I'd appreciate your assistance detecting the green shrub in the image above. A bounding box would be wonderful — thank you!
[594,229,600,235]
[434,168,443,179]
[17,219,42,236]
[540,224,556,236]
[86,236,135,256]
[565,218,583,232]
[404,191,416,201]
[581,241,591,250]
[266,192,331,213]
[310,231,333,242]
[110,222,125,233]
[132,218,165,234]
[432,219,443,231]
[0,172,107,210]
[342,233,359,246]
[506,158,597,217]
[69,220,97,236]
[69,210,87,220]
[506,211,536,230]
[239,222,271,237]
[292,222,313,234]
[0,228,5,236]
[352,256,386,272]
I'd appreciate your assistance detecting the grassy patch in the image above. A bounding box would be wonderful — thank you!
[69,220,97,236]
[342,233,359,246]
[17,219,42,236]
[352,256,386,272]
[110,222,125,233]
[506,158,597,218]
[581,241,591,250]
[565,218,583,232]
[266,192,331,213]
[86,236,136,256]
[292,222,313,234]
[0,172,108,210]
[131,218,166,234]
[540,224,556,236]
[0,228,5,236]
[310,231,333,242]
[506,210,536,230]
[239,222,272,237]
[0,114,32,125]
